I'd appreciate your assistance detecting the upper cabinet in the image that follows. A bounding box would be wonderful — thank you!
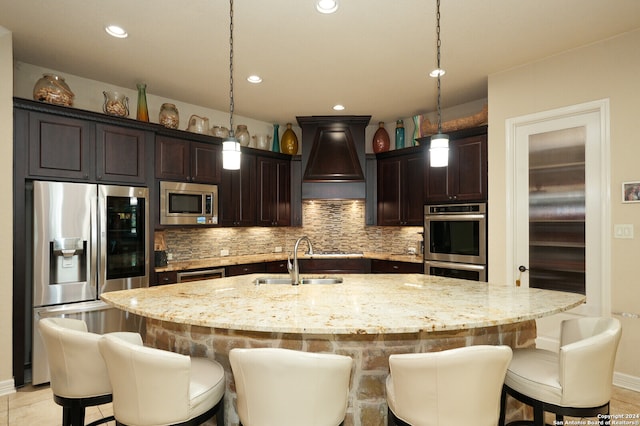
[257,155,291,226]
[219,151,257,227]
[423,126,487,203]
[17,100,152,185]
[376,146,426,226]
[155,135,221,183]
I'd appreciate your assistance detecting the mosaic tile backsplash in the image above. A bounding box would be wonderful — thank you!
[162,200,423,261]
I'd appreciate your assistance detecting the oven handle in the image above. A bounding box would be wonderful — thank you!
[425,214,486,220]
[424,260,486,271]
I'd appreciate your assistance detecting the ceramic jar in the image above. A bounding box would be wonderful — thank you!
[253,134,272,150]
[33,74,74,106]
[186,115,210,134]
[372,122,390,153]
[102,91,129,117]
[280,123,298,155]
[236,125,250,147]
[159,103,179,129]
[211,126,230,138]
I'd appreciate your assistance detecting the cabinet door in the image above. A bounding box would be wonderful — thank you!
[220,152,256,226]
[96,124,148,183]
[155,135,191,181]
[402,154,426,225]
[28,111,93,180]
[425,133,487,203]
[450,134,487,202]
[257,157,291,226]
[377,157,402,225]
[191,142,221,183]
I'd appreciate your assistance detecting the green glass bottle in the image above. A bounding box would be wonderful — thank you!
[136,83,149,122]
[395,120,405,149]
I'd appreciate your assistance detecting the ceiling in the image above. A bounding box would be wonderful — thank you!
[1,0,638,124]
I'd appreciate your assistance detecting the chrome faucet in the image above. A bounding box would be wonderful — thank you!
[287,236,314,285]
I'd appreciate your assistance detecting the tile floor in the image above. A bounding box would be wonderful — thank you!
[1,384,639,425]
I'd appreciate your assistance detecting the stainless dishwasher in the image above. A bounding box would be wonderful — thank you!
[176,268,226,283]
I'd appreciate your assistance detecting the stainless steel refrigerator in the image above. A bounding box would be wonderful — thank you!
[30,181,149,385]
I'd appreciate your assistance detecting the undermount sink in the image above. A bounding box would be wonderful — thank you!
[255,276,343,285]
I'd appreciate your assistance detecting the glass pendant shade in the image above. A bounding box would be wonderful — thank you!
[429,133,449,167]
[222,138,241,170]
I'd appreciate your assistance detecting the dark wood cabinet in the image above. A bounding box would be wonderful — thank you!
[298,258,370,274]
[371,259,423,274]
[424,127,487,203]
[219,151,257,226]
[24,109,151,184]
[226,262,266,277]
[156,271,178,285]
[376,146,426,226]
[257,156,291,226]
[265,260,288,273]
[96,124,149,183]
[155,136,221,183]
[27,111,93,180]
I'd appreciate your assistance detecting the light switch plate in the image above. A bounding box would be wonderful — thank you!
[614,224,634,239]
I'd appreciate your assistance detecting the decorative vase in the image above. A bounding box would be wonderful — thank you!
[280,123,298,155]
[102,90,129,117]
[412,115,422,146]
[253,134,272,150]
[372,122,390,153]
[395,120,405,150]
[159,103,179,129]
[33,73,74,106]
[236,124,250,147]
[272,124,280,153]
[136,83,149,122]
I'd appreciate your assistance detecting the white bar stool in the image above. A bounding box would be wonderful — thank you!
[230,347,353,426]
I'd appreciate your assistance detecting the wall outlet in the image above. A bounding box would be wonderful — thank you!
[166,253,173,260]
[220,249,230,256]
[614,224,634,239]
[274,246,283,253]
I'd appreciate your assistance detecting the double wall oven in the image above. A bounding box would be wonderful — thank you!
[424,203,487,281]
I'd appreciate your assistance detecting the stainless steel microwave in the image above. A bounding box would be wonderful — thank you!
[160,181,218,225]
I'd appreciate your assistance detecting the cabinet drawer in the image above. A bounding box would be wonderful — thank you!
[265,260,288,273]
[371,259,424,274]
[156,271,178,285]
[226,262,266,277]
[298,258,369,274]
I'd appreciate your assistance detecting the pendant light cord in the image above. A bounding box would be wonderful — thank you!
[436,0,443,133]
[228,0,235,137]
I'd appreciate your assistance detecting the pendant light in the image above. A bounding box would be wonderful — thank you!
[222,0,241,170]
[429,0,449,168]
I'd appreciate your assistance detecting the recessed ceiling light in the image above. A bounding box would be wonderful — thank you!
[105,25,128,38]
[429,68,445,78]
[333,104,345,111]
[316,0,338,14]
[247,75,262,84]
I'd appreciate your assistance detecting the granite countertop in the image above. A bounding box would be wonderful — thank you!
[101,274,585,335]
[155,251,422,272]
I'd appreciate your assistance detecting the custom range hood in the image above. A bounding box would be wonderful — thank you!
[297,115,371,199]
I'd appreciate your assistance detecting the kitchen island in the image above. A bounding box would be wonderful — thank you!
[101,273,585,426]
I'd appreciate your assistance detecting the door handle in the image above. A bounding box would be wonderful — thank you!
[516,265,528,287]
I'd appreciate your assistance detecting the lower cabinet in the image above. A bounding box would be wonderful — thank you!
[298,258,370,274]
[225,262,266,277]
[155,271,178,285]
[370,259,423,274]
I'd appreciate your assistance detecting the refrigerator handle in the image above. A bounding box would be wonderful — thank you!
[91,189,99,296]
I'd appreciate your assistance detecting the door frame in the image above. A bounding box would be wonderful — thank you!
[505,99,611,342]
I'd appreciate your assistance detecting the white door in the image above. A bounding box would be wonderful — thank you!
[506,99,611,350]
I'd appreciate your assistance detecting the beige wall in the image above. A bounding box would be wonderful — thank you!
[0,26,15,394]
[488,29,640,386]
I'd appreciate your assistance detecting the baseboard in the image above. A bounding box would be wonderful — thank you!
[614,372,640,392]
[0,378,16,396]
